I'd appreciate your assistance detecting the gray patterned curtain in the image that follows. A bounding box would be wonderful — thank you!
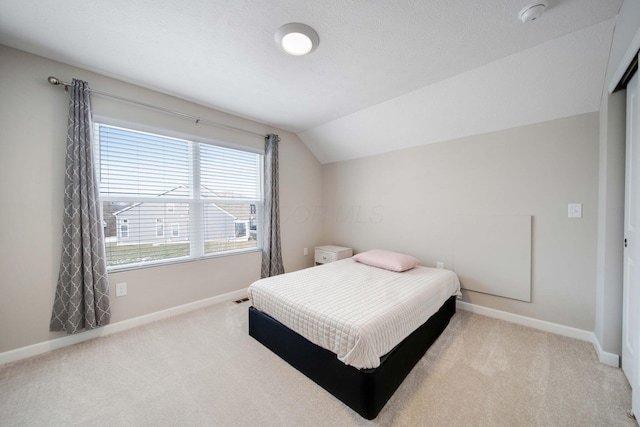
[261,134,285,278]
[50,79,111,334]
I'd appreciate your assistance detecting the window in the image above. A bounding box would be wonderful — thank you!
[235,221,247,238]
[95,123,262,269]
[171,223,180,238]
[119,219,129,238]
[156,219,165,237]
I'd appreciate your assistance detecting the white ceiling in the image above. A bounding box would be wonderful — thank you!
[0,0,623,163]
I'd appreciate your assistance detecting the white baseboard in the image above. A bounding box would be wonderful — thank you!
[0,288,249,366]
[456,301,620,368]
[591,334,621,367]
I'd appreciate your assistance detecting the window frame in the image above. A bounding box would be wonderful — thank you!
[94,119,264,272]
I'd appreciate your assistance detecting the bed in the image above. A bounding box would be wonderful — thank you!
[247,253,461,419]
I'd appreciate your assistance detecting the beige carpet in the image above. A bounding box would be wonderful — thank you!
[0,301,636,426]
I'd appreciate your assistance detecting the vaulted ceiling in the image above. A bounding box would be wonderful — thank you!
[0,0,623,163]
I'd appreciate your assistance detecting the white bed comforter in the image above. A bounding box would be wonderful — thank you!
[247,258,461,369]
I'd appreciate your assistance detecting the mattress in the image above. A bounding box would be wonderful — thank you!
[247,258,461,369]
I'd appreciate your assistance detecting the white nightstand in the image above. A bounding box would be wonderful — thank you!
[315,245,353,265]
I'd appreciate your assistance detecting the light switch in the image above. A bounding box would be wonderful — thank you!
[568,203,582,218]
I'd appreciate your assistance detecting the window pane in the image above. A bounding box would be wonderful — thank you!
[200,144,260,199]
[99,126,191,198]
[203,202,258,254]
[103,201,190,266]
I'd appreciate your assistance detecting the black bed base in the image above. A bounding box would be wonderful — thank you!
[248,295,456,420]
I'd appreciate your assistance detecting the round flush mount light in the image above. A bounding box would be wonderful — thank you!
[275,23,319,56]
[519,1,548,23]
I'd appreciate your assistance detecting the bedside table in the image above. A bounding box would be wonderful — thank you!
[315,245,353,265]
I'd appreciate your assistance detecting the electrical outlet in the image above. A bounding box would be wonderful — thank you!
[116,282,127,297]
[304,247,308,256]
[436,262,444,269]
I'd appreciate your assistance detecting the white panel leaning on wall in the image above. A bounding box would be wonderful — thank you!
[453,214,532,302]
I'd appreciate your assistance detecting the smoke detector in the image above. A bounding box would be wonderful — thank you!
[519,2,548,23]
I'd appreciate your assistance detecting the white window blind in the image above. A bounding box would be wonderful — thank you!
[96,123,262,269]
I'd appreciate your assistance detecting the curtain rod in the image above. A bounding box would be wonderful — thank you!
[47,76,267,139]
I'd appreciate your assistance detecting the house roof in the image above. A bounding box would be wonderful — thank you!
[113,185,252,221]
[112,185,188,216]
[0,1,623,163]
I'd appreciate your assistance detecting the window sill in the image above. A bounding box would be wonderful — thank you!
[106,247,262,274]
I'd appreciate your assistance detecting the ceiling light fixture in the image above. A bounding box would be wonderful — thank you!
[519,1,548,23]
[275,23,319,56]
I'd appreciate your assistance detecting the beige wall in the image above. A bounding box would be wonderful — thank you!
[322,113,600,331]
[0,45,323,353]
[0,41,614,353]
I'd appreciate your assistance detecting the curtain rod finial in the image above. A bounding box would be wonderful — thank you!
[47,76,60,85]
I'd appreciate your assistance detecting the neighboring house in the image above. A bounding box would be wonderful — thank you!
[112,185,254,245]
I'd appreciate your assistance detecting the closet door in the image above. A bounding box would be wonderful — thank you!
[623,69,640,418]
